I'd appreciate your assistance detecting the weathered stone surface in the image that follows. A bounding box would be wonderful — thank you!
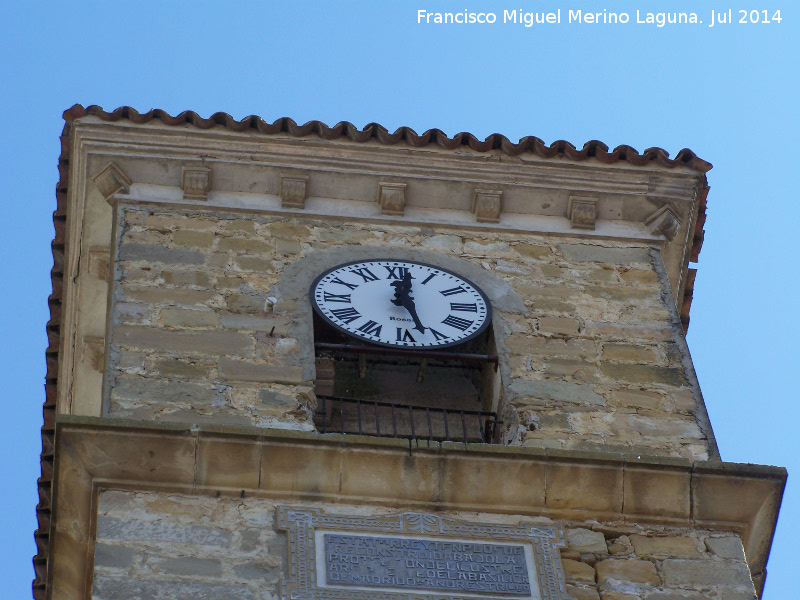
[158,308,219,328]
[154,358,211,378]
[173,230,215,247]
[596,559,659,586]
[602,592,639,600]
[93,578,258,600]
[602,343,659,364]
[114,326,252,356]
[226,294,267,313]
[235,256,272,272]
[619,268,658,285]
[559,244,651,265]
[566,528,608,553]
[614,390,664,411]
[219,359,304,384]
[269,222,310,238]
[111,378,217,406]
[509,379,605,405]
[629,535,701,558]
[218,237,272,253]
[420,234,462,250]
[562,558,596,583]
[96,515,233,546]
[506,335,598,358]
[704,536,746,561]
[539,316,581,336]
[584,322,673,342]
[123,286,217,306]
[233,562,281,580]
[258,389,300,408]
[644,593,705,600]
[584,285,658,303]
[661,559,753,587]
[94,543,136,569]
[600,364,687,387]
[119,243,205,265]
[565,585,600,600]
[155,556,223,577]
[317,229,373,243]
[162,270,213,287]
[276,238,301,254]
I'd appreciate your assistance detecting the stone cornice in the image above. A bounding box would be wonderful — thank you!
[49,417,784,600]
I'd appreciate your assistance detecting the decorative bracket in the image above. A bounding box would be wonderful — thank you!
[377,182,407,216]
[181,165,212,201]
[645,205,682,241]
[91,162,131,205]
[472,189,503,223]
[567,196,597,230]
[281,174,309,209]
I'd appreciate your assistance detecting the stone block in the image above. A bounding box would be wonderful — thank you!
[539,316,581,336]
[596,559,659,586]
[600,364,687,387]
[602,592,638,600]
[93,543,135,569]
[623,464,691,520]
[546,462,622,514]
[506,335,598,358]
[704,536,746,561]
[509,379,605,406]
[583,285,659,303]
[218,237,272,253]
[219,359,304,384]
[270,221,310,239]
[119,243,205,265]
[92,578,258,600]
[111,378,217,406]
[258,389,300,408]
[559,244,651,266]
[173,230,215,247]
[155,556,223,577]
[239,528,261,553]
[113,326,252,357]
[226,294,267,313]
[235,256,272,272]
[585,322,673,342]
[158,308,219,328]
[317,228,374,243]
[602,344,659,364]
[260,442,341,497]
[196,437,262,490]
[619,269,659,285]
[122,286,217,307]
[154,358,211,378]
[614,390,664,411]
[513,243,551,259]
[233,561,281,580]
[565,585,600,600]
[220,314,291,334]
[96,515,233,546]
[661,559,753,587]
[563,558,596,583]
[224,219,257,234]
[644,592,706,600]
[276,238,301,255]
[629,535,701,558]
[566,528,608,553]
[162,270,213,287]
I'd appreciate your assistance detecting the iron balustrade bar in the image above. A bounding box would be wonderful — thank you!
[314,395,498,444]
[314,343,498,365]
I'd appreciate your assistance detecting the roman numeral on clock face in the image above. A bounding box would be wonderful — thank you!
[396,328,416,342]
[323,292,351,303]
[349,267,379,282]
[357,320,382,336]
[442,315,473,331]
[383,266,410,280]
[330,277,358,290]
[330,307,361,324]
[450,302,478,312]
[440,286,467,296]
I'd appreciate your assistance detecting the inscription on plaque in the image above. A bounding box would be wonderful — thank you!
[323,533,531,596]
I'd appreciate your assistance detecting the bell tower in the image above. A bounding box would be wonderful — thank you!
[35,106,785,600]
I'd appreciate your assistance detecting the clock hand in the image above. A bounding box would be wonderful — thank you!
[391,274,427,333]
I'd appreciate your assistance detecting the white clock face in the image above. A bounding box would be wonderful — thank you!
[310,259,492,349]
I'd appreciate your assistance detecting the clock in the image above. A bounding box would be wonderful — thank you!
[310,259,492,349]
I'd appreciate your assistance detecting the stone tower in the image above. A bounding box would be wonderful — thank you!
[34,105,785,600]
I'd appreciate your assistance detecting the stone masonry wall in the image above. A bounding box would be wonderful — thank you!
[93,491,756,600]
[107,205,711,459]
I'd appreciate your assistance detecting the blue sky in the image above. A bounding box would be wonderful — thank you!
[1,1,797,597]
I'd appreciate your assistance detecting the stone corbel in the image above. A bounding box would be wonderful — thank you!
[472,189,502,223]
[91,162,131,205]
[181,165,212,201]
[568,196,598,230]
[646,205,682,241]
[87,247,110,282]
[377,182,407,216]
[280,174,309,209]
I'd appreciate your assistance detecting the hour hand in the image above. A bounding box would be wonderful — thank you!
[401,295,427,334]
[391,275,426,333]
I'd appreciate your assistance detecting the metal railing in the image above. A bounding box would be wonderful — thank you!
[314,395,497,444]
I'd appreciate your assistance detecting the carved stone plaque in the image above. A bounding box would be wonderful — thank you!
[276,507,570,600]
